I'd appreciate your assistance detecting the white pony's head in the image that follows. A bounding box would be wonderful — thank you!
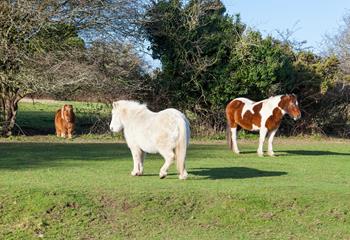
[110,101,124,133]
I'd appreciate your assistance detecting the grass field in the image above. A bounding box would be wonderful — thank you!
[1,100,350,239]
[1,136,350,239]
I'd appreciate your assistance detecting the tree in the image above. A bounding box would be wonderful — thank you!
[144,0,347,136]
[76,41,151,102]
[143,0,245,127]
[143,0,300,130]
[0,0,147,136]
[324,11,350,79]
[211,31,295,107]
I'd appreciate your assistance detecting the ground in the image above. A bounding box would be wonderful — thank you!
[0,136,349,239]
[1,100,349,239]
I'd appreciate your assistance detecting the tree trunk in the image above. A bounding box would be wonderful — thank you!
[1,89,23,137]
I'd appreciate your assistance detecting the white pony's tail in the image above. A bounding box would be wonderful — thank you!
[175,115,190,180]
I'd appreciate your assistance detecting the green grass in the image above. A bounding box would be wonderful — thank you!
[1,137,350,239]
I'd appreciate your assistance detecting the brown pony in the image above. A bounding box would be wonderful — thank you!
[226,94,301,156]
[55,104,76,139]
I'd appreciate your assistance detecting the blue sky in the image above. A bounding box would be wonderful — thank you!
[221,0,350,52]
[145,1,350,68]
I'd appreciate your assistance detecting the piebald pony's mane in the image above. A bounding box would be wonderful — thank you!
[253,95,285,104]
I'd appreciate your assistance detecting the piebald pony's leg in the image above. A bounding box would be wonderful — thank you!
[267,129,278,157]
[159,150,175,179]
[231,127,240,154]
[130,147,144,176]
[257,127,268,157]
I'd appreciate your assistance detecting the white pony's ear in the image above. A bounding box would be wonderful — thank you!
[113,102,118,109]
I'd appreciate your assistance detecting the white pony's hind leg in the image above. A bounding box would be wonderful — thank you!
[159,150,175,179]
[130,147,144,176]
[267,129,278,157]
[257,127,268,157]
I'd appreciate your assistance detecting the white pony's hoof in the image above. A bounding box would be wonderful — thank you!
[178,171,188,180]
[257,152,264,157]
[131,171,142,176]
[268,152,275,157]
[234,151,240,154]
[159,172,167,179]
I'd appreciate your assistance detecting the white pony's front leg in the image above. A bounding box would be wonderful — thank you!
[257,127,268,157]
[231,127,240,154]
[130,147,144,176]
[267,129,278,157]
[159,150,174,179]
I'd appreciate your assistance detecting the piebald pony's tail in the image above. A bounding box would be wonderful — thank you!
[175,115,190,180]
[226,123,233,150]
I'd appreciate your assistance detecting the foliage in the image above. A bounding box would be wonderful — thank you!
[143,0,245,112]
[144,0,349,136]
[211,31,294,107]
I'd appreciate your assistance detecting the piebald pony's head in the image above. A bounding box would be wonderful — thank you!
[278,94,301,120]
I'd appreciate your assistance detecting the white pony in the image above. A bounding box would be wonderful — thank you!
[110,100,190,180]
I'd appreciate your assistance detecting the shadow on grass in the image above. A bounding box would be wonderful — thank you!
[232,150,350,157]
[190,167,287,180]
[0,142,130,170]
[277,150,350,156]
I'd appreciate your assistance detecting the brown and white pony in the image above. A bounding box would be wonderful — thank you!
[226,94,301,156]
[55,104,76,139]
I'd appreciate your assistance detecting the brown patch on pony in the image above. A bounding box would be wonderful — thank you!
[55,105,76,139]
[226,100,263,131]
[226,100,243,129]
[265,107,283,130]
[239,103,262,130]
[225,100,263,149]
[278,95,290,109]
[241,102,263,129]
[225,100,243,150]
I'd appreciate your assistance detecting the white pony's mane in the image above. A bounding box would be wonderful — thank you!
[116,100,150,116]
